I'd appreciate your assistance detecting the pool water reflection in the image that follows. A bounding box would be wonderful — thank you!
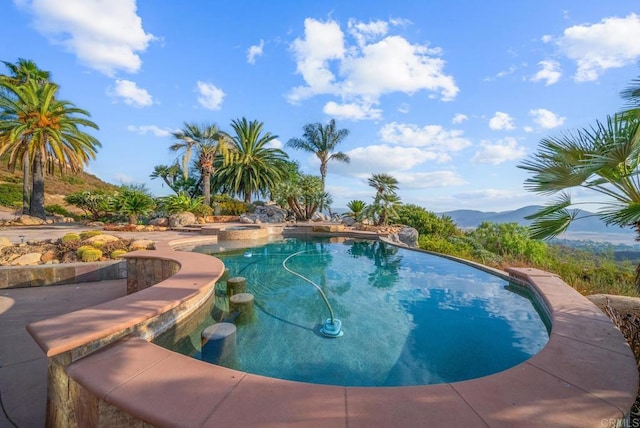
[182,237,549,387]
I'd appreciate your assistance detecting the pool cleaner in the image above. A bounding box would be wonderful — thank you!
[282,250,343,337]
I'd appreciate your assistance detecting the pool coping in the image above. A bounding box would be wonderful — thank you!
[27,233,638,427]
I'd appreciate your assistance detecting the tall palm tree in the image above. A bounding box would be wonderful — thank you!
[170,122,229,206]
[366,173,401,226]
[0,59,50,214]
[518,113,640,290]
[286,119,350,192]
[214,118,289,203]
[0,79,100,218]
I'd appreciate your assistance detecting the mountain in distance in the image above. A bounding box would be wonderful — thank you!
[440,205,624,234]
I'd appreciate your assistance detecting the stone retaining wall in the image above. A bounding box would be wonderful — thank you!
[0,260,126,289]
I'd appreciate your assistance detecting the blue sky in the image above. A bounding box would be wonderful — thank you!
[3,1,640,212]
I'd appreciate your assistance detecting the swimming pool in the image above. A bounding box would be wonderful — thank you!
[181,237,549,387]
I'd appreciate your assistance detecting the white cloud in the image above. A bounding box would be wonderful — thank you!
[196,81,225,110]
[471,137,526,165]
[394,171,467,188]
[556,13,640,82]
[16,0,155,76]
[489,112,515,131]
[398,103,410,114]
[347,18,389,47]
[379,122,471,153]
[530,108,565,129]
[127,125,173,137]
[333,145,442,176]
[289,18,345,102]
[247,39,265,64]
[323,101,382,120]
[266,138,283,149]
[530,60,562,85]
[452,113,468,124]
[288,17,458,112]
[110,80,153,107]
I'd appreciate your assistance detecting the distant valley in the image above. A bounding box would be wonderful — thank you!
[439,205,638,246]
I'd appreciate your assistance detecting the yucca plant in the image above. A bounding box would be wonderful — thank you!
[157,191,205,215]
[344,200,367,222]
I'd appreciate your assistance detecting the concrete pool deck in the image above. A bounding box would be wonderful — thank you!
[0,223,638,427]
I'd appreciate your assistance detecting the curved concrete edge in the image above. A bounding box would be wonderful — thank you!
[58,246,638,427]
[26,248,225,358]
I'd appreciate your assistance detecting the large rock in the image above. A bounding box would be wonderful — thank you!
[15,215,45,225]
[390,226,419,248]
[342,217,356,227]
[241,205,287,223]
[11,252,42,266]
[149,217,169,227]
[0,237,13,250]
[311,212,329,222]
[169,212,197,227]
[130,239,154,251]
[85,234,121,244]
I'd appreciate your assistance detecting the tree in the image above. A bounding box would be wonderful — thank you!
[286,119,350,192]
[112,185,156,225]
[519,112,640,290]
[365,173,401,226]
[0,79,100,218]
[344,200,367,222]
[0,59,51,214]
[214,118,289,203]
[273,174,330,221]
[169,122,229,206]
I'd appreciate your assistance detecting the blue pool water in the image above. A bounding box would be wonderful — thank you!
[185,237,549,387]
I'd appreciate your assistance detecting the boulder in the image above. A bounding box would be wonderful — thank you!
[85,234,121,244]
[241,205,287,223]
[40,250,58,263]
[15,215,45,225]
[130,239,154,251]
[341,217,356,227]
[149,217,169,227]
[169,212,197,227]
[390,226,419,248]
[0,237,13,250]
[311,212,329,222]
[11,252,42,266]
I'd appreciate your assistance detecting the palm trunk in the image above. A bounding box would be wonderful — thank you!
[635,223,640,294]
[29,151,46,219]
[203,171,211,207]
[22,151,30,215]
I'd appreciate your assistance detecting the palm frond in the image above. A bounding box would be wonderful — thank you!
[528,209,577,240]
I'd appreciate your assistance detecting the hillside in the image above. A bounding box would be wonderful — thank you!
[0,161,119,212]
[440,205,624,234]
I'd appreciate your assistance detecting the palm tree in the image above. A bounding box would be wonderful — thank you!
[0,59,50,214]
[286,119,350,192]
[0,79,100,218]
[170,122,228,206]
[518,113,640,290]
[344,199,367,222]
[366,173,401,226]
[214,117,289,203]
[113,185,156,225]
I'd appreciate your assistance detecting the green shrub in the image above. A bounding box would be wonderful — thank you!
[45,204,78,219]
[81,248,103,262]
[394,204,460,237]
[0,184,22,207]
[213,195,247,215]
[110,249,127,259]
[418,235,474,259]
[60,233,80,243]
[79,230,103,240]
[65,190,116,220]
[76,245,95,257]
[157,192,203,215]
